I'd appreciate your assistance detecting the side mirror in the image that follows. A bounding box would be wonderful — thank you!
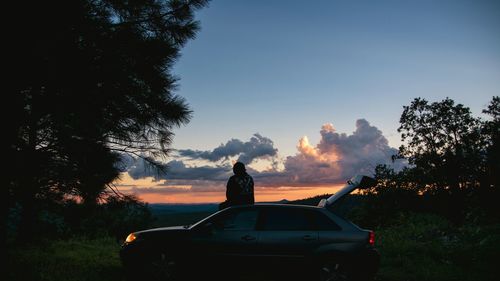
[193,222,214,236]
[202,222,214,231]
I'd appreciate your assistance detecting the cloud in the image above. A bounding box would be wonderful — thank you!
[121,120,404,192]
[276,119,402,186]
[176,133,278,164]
[128,159,231,181]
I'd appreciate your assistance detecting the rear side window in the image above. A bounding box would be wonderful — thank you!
[312,211,341,231]
[261,208,314,231]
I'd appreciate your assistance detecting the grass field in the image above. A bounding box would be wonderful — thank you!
[375,213,499,281]
[8,236,124,281]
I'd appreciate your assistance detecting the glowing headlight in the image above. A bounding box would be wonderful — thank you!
[125,233,137,243]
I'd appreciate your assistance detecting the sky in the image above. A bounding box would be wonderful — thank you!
[115,0,500,204]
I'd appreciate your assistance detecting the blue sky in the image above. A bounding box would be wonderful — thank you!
[118,0,500,203]
[171,0,500,156]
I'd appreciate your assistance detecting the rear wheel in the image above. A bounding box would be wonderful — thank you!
[318,259,350,281]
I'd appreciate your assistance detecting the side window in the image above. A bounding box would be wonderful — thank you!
[312,211,341,231]
[261,208,314,231]
[214,209,259,231]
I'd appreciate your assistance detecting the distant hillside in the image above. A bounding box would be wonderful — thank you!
[149,203,218,214]
[149,204,219,227]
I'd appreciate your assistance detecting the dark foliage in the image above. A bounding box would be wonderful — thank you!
[8,194,153,242]
[6,0,208,241]
[364,97,500,225]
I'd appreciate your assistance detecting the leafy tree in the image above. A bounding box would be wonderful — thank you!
[398,98,483,195]
[7,0,208,240]
[368,97,500,223]
[483,97,500,189]
[478,97,500,218]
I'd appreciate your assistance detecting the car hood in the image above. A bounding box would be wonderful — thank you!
[136,225,188,235]
[318,175,377,208]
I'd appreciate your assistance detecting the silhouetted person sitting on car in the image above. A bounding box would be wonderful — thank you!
[220,162,254,210]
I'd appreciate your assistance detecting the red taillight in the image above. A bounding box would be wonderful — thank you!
[368,231,375,246]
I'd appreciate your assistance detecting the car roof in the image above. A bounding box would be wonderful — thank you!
[229,203,321,210]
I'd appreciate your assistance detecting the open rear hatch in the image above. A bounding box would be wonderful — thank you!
[318,175,377,208]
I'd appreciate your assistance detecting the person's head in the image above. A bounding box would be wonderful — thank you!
[232,162,246,176]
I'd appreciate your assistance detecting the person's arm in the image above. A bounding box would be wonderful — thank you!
[249,176,255,204]
[226,177,234,201]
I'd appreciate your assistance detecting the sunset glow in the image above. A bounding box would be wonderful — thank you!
[114,173,344,204]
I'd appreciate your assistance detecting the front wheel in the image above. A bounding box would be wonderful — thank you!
[145,252,179,281]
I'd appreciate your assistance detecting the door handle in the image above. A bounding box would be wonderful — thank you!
[241,235,256,241]
[302,235,316,241]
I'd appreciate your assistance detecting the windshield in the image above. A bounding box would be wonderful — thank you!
[188,208,227,230]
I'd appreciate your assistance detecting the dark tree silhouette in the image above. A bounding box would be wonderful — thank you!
[398,97,483,195]
[480,97,500,217]
[7,0,208,240]
[483,97,500,189]
[368,97,500,223]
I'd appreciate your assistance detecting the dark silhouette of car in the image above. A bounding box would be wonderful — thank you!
[120,175,380,281]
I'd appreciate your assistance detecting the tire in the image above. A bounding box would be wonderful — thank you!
[317,258,351,281]
[145,251,179,281]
